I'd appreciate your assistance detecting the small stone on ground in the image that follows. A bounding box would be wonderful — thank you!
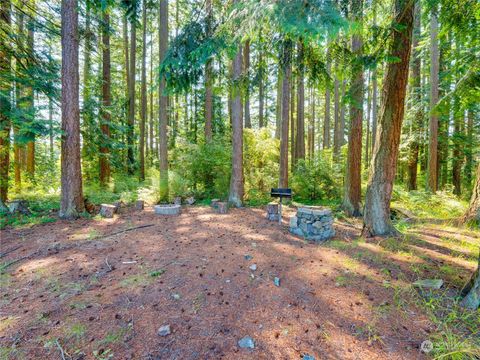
[238,336,255,349]
[157,324,171,336]
[249,264,257,271]
[413,279,443,289]
[274,277,281,287]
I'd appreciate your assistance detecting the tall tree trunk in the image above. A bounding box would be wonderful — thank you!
[275,69,283,139]
[25,2,35,179]
[465,109,474,186]
[427,7,439,193]
[127,15,136,174]
[123,16,129,169]
[243,40,251,128]
[139,0,147,180]
[340,79,346,146]
[295,40,305,163]
[149,32,154,160]
[407,1,421,191]
[365,71,371,169]
[258,40,265,128]
[343,0,364,217]
[333,75,341,156]
[60,0,84,219]
[323,53,331,149]
[14,9,24,191]
[462,163,480,225]
[100,12,111,186]
[362,0,414,236]
[204,0,213,141]
[308,86,315,160]
[371,69,377,151]
[451,41,463,196]
[228,41,244,207]
[279,39,292,188]
[0,0,11,202]
[158,0,169,202]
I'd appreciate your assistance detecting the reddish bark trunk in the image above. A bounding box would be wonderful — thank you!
[279,39,292,188]
[100,12,111,186]
[60,0,84,219]
[362,0,414,236]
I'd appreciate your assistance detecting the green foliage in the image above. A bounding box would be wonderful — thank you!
[391,188,467,220]
[291,152,340,202]
[171,137,231,199]
[243,127,279,202]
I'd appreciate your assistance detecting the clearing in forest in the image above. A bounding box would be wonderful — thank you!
[1,206,478,359]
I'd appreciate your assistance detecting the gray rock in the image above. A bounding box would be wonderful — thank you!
[413,279,443,289]
[238,336,255,349]
[289,216,298,228]
[174,197,182,205]
[302,355,315,360]
[157,324,171,336]
[244,254,253,260]
[249,264,257,271]
[185,196,196,205]
[274,277,281,287]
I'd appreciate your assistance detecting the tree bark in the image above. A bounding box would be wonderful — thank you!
[0,0,11,202]
[149,32,154,160]
[308,86,315,160]
[460,250,479,310]
[290,74,295,172]
[158,0,169,202]
[204,0,213,141]
[362,0,414,236]
[139,0,147,180]
[25,1,35,179]
[427,7,439,193]
[333,75,341,156]
[243,40,251,128]
[465,109,474,186]
[228,42,244,207]
[123,16,129,169]
[407,1,421,191]
[127,13,136,174]
[275,69,283,139]
[295,40,305,163]
[60,0,84,219]
[258,40,265,128]
[100,11,111,186]
[279,39,292,188]
[323,53,331,149]
[343,0,364,217]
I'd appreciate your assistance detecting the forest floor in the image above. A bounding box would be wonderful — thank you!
[0,205,479,359]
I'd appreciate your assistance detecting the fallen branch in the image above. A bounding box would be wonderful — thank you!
[105,256,113,272]
[0,245,21,258]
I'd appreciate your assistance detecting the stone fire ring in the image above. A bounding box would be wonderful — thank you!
[154,204,181,215]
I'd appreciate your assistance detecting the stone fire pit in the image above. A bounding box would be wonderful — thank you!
[154,204,181,215]
[289,206,335,241]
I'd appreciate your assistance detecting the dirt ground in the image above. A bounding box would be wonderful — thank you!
[0,205,477,359]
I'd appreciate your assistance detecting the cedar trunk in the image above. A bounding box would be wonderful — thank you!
[60,0,85,219]
[295,41,305,162]
[228,42,244,207]
[139,0,147,180]
[362,0,414,236]
[323,54,331,149]
[343,0,364,217]
[158,0,169,202]
[127,16,136,174]
[279,40,292,188]
[407,2,421,191]
[100,12,111,186]
[0,0,11,202]
[243,40,251,128]
[204,0,213,141]
[427,8,439,193]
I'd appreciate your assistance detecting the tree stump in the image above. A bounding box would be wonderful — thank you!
[266,203,280,221]
[100,204,116,218]
[8,200,31,215]
[154,204,181,215]
[135,200,144,211]
[211,199,220,208]
[113,201,123,213]
[215,202,228,214]
[185,196,196,205]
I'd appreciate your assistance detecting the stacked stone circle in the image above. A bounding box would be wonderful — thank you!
[289,206,335,241]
